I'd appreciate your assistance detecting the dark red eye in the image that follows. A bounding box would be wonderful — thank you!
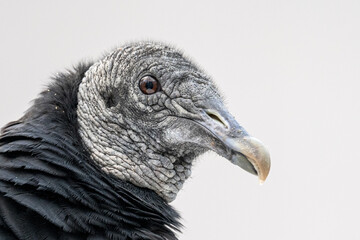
[139,76,160,95]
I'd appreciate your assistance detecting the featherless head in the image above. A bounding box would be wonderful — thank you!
[77,42,270,202]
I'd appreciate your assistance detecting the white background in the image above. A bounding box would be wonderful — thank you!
[0,1,359,239]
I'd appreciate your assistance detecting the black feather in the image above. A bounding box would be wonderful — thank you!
[0,64,181,240]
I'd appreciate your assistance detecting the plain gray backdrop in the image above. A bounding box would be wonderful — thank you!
[0,1,359,239]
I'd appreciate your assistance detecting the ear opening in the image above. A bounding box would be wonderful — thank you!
[105,94,116,108]
[101,91,117,108]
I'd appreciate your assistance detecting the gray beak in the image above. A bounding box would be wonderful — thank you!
[197,108,271,183]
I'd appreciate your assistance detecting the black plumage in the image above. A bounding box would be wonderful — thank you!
[0,42,271,240]
[0,64,180,240]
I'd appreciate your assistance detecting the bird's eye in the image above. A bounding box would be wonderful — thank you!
[139,76,160,95]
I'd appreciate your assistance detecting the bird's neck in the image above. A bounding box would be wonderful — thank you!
[0,63,182,239]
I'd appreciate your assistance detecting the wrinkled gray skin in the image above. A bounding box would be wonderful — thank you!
[77,42,267,202]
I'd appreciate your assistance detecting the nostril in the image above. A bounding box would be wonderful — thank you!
[208,113,223,124]
[205,110,228,129]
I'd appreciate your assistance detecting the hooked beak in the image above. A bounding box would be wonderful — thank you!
[196,108,271,183]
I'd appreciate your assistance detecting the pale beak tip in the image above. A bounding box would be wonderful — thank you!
[242,137,271,184]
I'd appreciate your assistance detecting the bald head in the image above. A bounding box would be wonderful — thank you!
[77,42,270,202]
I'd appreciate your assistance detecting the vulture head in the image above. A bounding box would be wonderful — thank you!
[77,42,270,202]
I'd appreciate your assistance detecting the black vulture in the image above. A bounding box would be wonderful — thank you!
[0,42,270,240]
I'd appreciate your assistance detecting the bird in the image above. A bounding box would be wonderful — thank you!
[0,42,270,240]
